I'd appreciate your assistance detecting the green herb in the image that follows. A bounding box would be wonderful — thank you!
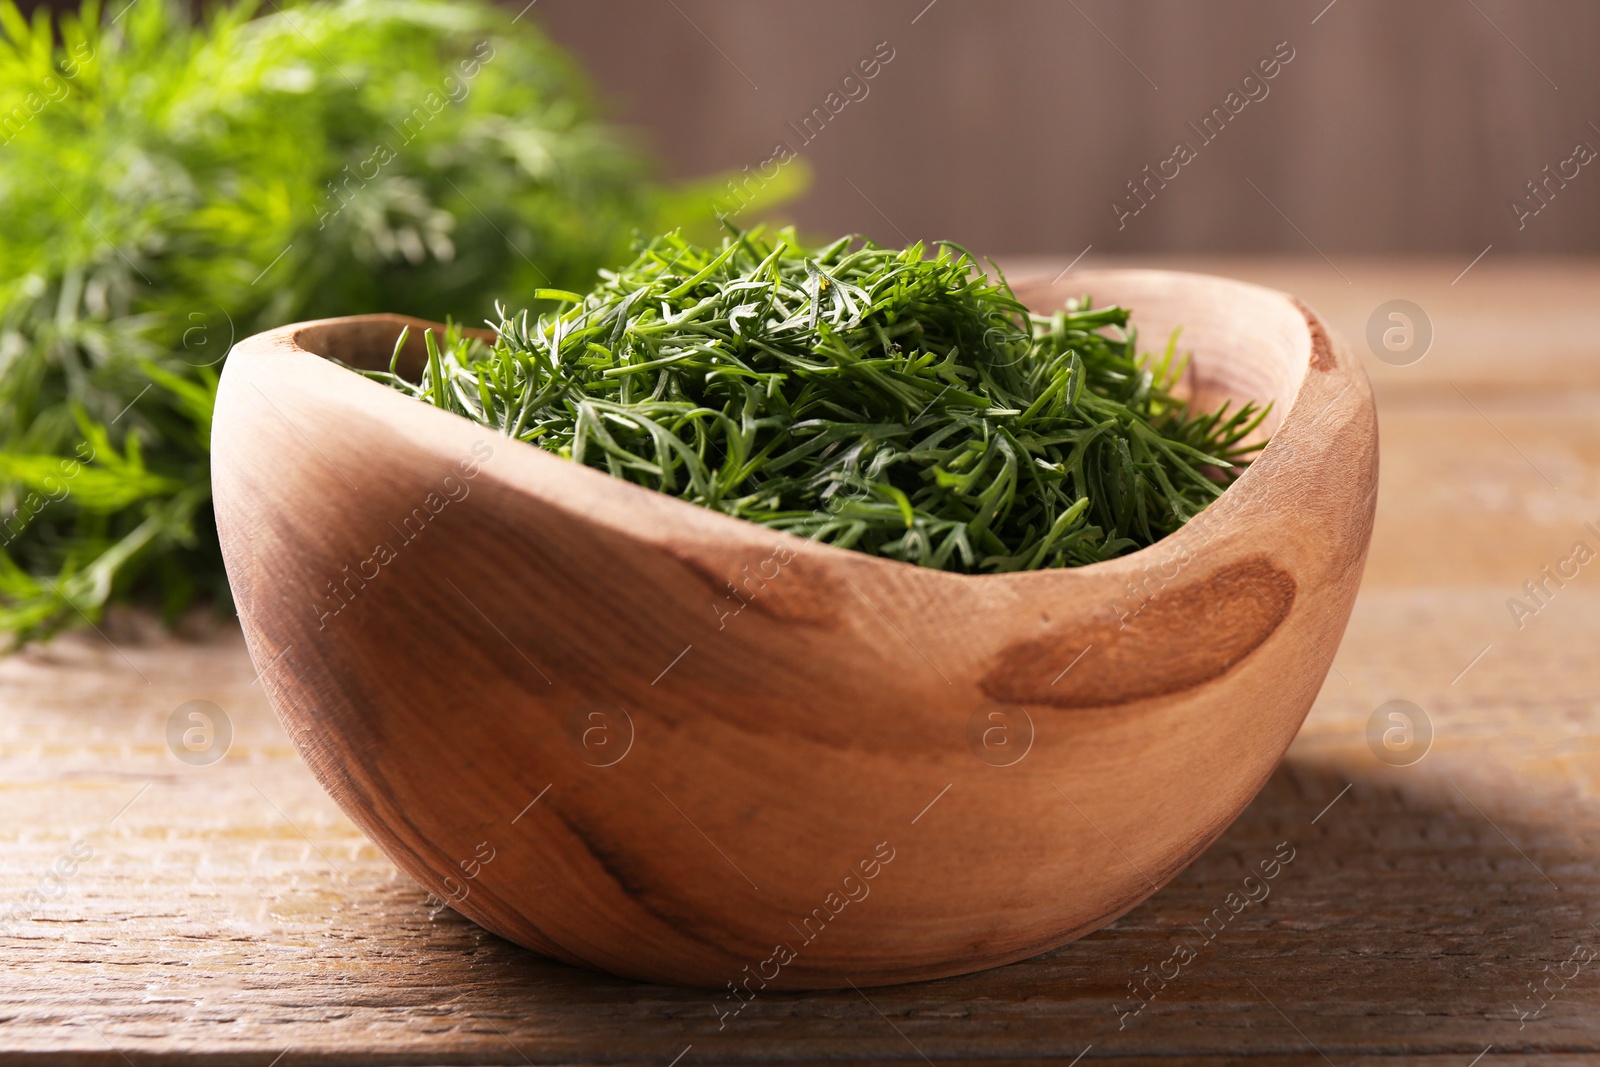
[0,0,787,645]
[366,229,1268,571]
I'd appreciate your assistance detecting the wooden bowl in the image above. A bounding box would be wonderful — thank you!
[212,270,1377,989]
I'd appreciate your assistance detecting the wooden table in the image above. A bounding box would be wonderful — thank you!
[5,257,1599,1065]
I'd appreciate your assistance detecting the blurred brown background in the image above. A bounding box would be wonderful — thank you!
[25,0,1600,255]
[530,0,1600,255]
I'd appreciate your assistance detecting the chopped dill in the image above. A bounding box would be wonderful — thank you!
[360,228,1269,571]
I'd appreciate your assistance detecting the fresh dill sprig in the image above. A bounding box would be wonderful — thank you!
[364,228,1269,572]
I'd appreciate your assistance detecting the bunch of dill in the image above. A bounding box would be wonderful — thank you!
[370,229,1268,571]
[0,0,784,645]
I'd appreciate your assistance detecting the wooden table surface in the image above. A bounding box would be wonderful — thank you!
[5,257,1600,1065]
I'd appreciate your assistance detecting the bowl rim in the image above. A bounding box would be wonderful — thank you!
[244,267,1369,589]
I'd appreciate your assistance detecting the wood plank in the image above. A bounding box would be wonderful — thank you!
[4,260,1599,1062]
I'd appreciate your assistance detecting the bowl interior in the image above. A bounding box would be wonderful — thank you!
[292,315,494,380]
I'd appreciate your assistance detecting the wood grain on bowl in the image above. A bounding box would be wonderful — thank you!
[210,270,1378,989]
